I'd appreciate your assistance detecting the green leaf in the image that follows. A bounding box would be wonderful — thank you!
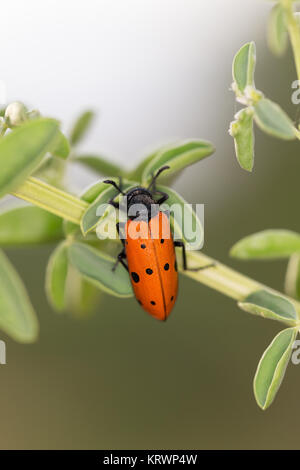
[0,118,59,198]
[0,206,63,246]
[230,108,254,172]
[80,180,112,204]
[64,264,100,317]
[81,183,119,236]
[68,242,133,298]
[232,42,256,93]
[238,289,298,326]
[141,140,215,185]
[74,154,122,177]
[51,131,70,159]
[46,242,101,315]
[128,149,159,181]
[254,98,296,140]
[268,4,288,56]
[253,327,298,410]
[157,185,204,250]
[0,250,39,342]
[285,254,300,300]
[80,179,138,235]
[70,110,94,145]
[63,180,117,238]
[230,230,300,260]
[45,242,69,312]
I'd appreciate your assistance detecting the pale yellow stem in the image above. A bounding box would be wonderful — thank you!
[12,176,300,318]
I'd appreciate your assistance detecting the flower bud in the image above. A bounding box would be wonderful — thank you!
[4,101,27,127]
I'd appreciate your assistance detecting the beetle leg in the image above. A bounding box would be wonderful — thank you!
[153,190,169,205]
[108,199,119,209]
[174,240,188,269]
[174,240,215,272]
[116,222,126,246]
[113,248,128,272]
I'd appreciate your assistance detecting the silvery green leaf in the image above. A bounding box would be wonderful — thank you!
[230,230,300,260]
[254,98,296,140]
[45,242,69,312]
[74,154,122,177]
[0,206,63,246]
[80,179,138,235]
[68,242,133,298]
[64,264,100,317]
[141,140,214,186]
[70,110,94,145]
[232,42,256,94]
[253,327,298,409]
[238,289,298,326]
[51,131,70,159]
[129,149,160,181]
[0,250,39,342]
[63,179,119,238]
[157,185,203,250]
[0,118,59,198]
[229,108,254,171]
[268,3,288,56]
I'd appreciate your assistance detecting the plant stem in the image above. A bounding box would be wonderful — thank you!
[282,0,300,82]
[181,252,300,320]
[11,176,300,316]
[179,251,261,301]
[12,176,88,224]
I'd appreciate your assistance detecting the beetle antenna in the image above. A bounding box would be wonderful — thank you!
[103,180,125,195]
[148,165,170,191]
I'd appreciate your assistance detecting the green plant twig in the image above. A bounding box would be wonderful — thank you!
[179,251,262,301]
[11,176,300,317]
[12,176,88,224]
[281,0,300,82]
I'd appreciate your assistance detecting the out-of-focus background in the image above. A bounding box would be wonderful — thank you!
[1,0,300,449]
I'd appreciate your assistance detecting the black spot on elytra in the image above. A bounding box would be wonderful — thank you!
[160,239,164,244]
[164,263,169,271]
[171,296,174,301]
[146,268,153,275]
[137,299,142,305]
[150,300,156,305]
[131,272,139,283]
[174,260,178,272]
[141,244,146,249]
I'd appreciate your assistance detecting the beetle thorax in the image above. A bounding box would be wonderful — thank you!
[126,187,159,220]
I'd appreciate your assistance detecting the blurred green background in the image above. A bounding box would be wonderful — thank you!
[1,0,300,449]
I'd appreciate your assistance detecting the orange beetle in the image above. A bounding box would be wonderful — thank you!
[124,210,178,320]
[104,166,212,321]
